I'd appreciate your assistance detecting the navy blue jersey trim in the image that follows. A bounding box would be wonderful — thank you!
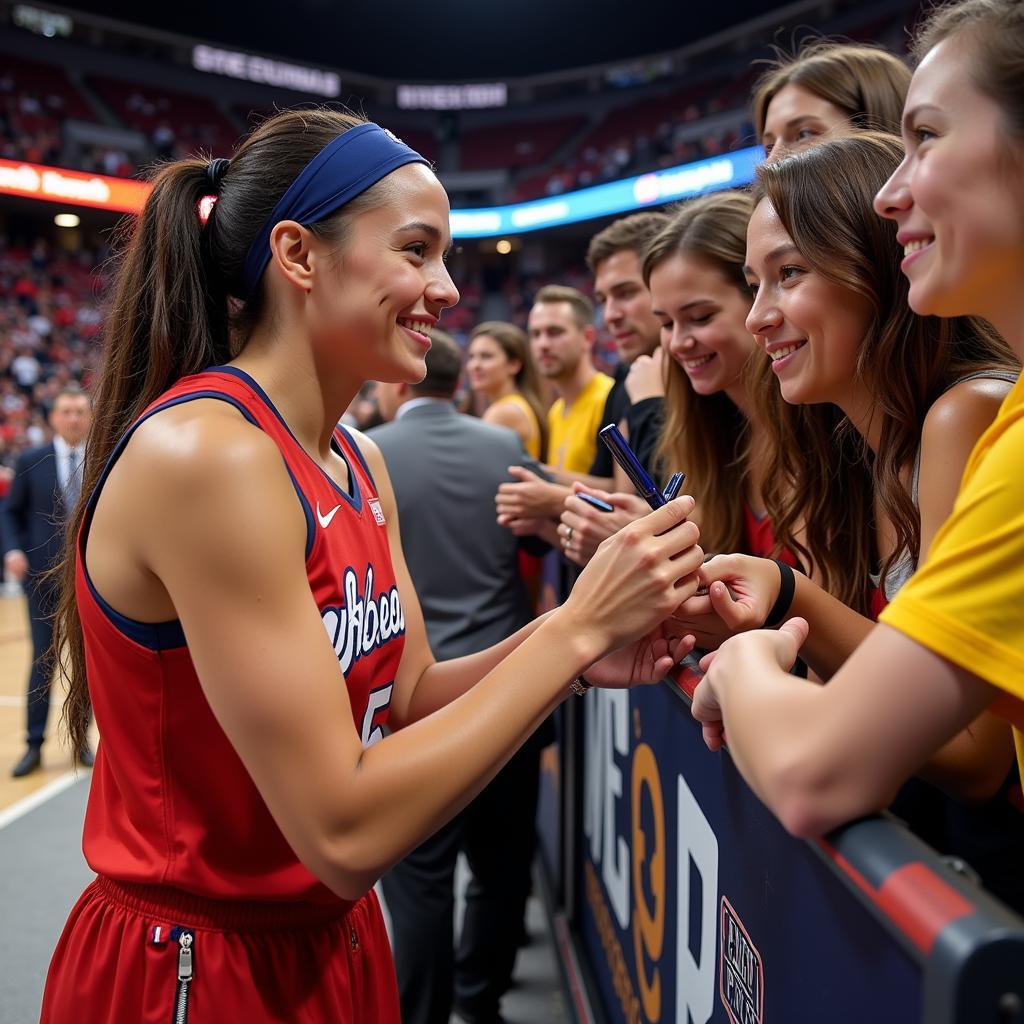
[209,365,363,512]
[80,390,314,651]
[335,424,377,491]
[287,463,316,560]
[82,572,187,650]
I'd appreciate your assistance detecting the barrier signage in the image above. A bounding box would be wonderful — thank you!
[577,681,922,1023]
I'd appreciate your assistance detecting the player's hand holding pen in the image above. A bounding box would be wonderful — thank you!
[546,423,703,687]
[558,426,687,566]
[557,492,703,687]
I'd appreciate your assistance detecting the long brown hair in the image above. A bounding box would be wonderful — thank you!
[751,40,911,153]
[469,320,549,460]
[55,109,395,755]
[643,190,756,555]
[751,132,1018,613]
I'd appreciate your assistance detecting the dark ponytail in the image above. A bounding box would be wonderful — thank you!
[57,109,376,755]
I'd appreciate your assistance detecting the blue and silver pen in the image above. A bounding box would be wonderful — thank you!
[599,424,665,510]
[663,472,686,502]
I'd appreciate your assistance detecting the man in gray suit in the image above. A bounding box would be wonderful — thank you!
[371,331,550,1024]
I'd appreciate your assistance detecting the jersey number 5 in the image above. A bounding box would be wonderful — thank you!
[360,682,394,748]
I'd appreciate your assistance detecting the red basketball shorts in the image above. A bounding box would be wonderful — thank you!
[40,876,401,1023]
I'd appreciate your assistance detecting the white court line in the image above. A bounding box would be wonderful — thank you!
[0,695,26,706]
[0,772,81,830]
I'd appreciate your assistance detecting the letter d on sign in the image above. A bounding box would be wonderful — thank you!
[676,773,718,1024]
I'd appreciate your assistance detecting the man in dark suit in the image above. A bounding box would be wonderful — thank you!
[5,386,92,777]
[370,332,550,1024]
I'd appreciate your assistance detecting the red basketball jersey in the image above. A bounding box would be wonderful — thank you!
[77,366,405,903]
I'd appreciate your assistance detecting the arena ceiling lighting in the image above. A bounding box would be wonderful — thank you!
[396,83,507,110]
[192,44,341,98]
[447,146,763,238]
[0,148,763,237]
[54,213,80,227]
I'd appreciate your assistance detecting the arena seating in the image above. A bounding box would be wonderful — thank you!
[0,240,105,463]
[87,75,238,159]
[0,54,95,166]
[459,115,587,172]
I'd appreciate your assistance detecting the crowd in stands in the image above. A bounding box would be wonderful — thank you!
[0,64,67,167]
[0,232,631,466]
[0,239,102,467]
[508,80,755,201]
[2,43,760,203]
[0,55,237,179]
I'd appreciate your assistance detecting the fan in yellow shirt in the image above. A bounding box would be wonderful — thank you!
[546,371,614,475]
[880,379,1024,770]
[495,286,614,546]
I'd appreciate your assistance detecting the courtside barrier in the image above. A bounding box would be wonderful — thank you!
[542,659,1024,1024]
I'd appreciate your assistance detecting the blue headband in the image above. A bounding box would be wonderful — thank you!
[241,122,430,297]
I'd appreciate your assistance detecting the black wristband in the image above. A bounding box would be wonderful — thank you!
[763,559,796,628]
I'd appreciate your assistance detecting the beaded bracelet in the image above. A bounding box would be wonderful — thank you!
[568,676,592,696]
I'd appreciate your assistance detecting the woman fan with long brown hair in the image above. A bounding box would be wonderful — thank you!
[691,0,1024,911]
[689,129,1024,910]
[643,190,780,559]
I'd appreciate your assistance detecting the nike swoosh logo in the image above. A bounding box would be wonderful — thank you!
[316,502,342,528]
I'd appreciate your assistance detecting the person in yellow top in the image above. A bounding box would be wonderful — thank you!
[496,285,614,544]
[684,0,1024,839]
[465,321,547,460]
[546,370,614,475]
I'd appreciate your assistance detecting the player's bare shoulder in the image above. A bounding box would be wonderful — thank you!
[99,398,301,554]
[125,398,284,490]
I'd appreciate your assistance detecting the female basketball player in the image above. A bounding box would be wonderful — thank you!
[39,111,704,1022]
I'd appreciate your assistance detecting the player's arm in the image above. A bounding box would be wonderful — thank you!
[352,430,555,724]
[132,410,701,901]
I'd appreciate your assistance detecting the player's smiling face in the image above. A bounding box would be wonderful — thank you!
[306,163,459,386]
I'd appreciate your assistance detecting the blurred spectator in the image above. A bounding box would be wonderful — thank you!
[0,239,102,464]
